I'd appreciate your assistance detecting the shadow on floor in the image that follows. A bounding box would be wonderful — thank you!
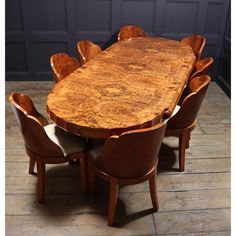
[32,143,178,225]
[158,143,178,172]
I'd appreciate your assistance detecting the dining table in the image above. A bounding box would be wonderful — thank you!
[47,37,196,139]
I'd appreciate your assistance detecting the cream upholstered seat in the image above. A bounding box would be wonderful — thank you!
[44,124,84,156]
[163,105,181,124]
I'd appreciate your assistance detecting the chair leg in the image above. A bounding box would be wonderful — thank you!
[36,161,45,204]
[185,131,191,149]
[148,171,159,211]
[88,157,95,194]
[79,154,87,194]
[108,177,119,226]
[179,132,189,172]
[29,157,36,175]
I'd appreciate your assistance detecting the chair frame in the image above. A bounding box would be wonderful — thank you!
[190,57,214,81]
[50,53,80,83]
[165,121,196,171]
[181,35,206,61]
[9,93,87,203]
[87,123,166,226]
[117,25,148,41]
[88,154,158,226]
[77,40,102,65]
[165,75,211,172]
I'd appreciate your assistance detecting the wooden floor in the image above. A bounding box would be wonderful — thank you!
[5,81,231,236]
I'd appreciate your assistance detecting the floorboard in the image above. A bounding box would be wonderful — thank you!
[5,82,231,235]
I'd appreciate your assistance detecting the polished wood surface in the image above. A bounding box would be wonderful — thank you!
[77,40,102,65]
[88,122,166,226]
[50,53,80,83]
[165,75,211,171]
[181,34,206,61]
[190,57,214,81]
[47,37,196,139]
[118,25,148,41]
[6,81,231,235]
[9,93,87,203]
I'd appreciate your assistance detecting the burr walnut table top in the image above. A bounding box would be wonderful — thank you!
[47,37,195,138]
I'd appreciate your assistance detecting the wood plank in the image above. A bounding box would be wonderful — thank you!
[5,143,231,162]
[153,232,231,236]
[6,214,156,236]
[5,157,231,178]
[5,81,231,235]
[199,123,230,134]
[163,134,230,147]
[6,172,231,194]
[5,81,54,94]
[154,209,230,235]
[6,189,230,215]
[207,82,227,95]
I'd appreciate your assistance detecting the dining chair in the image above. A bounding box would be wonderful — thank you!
[181,35,206,61]
[9,93,87,203]
[87,123,166,226]
[165,75,211,172]
[117,25,148,41]
[77,40,102,65]
[50,53,80,83]
[190,57,214,81]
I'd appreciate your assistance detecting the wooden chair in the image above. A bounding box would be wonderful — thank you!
[9,93,87,203]
[118,25,148,41]
[190,57,214,81]
[181,35,206,61]
[165,75,211,172]
[77,40,102,65]
[50,53,80,83]
[88,123,166,226]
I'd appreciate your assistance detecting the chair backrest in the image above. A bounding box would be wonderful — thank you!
[118,25,148,41]
[77,40,102,65]
[9,93,63,156]
[167,75,211,129]
[181,35,206,60]
[190,57,214,80]
[50,53,80,83]
[94,122,166,178]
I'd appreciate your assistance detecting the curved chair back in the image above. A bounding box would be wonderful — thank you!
[94,123,166,178]
[190,57,214,80]
[77,40,102,65]
[118,25,148,41]
[167,75,211,129]
[181,35,206,60]
[50,53,80,83]
[9,93,63,156]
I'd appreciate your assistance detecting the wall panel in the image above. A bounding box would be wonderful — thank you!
[6,0,231,88]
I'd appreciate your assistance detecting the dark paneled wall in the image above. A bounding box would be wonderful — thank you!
[6,0,230,83]
[217,3,231,97]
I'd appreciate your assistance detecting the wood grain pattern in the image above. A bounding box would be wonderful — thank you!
[77,40,102,65]
[118,25,148,41]
[6,81,231,235]
[181,35,206,61]
[47,37,195,138]
[50,53,80,83]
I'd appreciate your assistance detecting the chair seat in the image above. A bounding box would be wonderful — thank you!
[44,124,84,156]
[163,105,180,124]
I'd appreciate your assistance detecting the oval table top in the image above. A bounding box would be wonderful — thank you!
[47,37,195,139]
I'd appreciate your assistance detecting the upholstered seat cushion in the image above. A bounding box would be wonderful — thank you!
[44,124,84,156]
[163,105,181,124]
